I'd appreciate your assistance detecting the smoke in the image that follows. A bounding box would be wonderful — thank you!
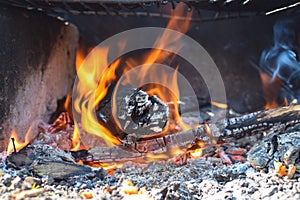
[259,19,300,100]
[273,19,297,49]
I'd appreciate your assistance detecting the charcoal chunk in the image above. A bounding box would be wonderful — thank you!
[117,88,169,141]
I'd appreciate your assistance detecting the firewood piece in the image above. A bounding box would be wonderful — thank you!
[89,146,144,163]
[71,149,92,162]
[117,88,169,142]
[31,160,94,180]
[87,106,300,162]
[218,105,300,138]
[87,125,212,162]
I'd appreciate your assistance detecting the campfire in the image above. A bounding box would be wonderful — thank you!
[1,1,300,199]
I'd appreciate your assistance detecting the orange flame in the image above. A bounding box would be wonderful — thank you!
[7,127,34,155]
[189,140,205,158]
[74,46,121,146]
[113,3,192,134]
[5,4,197,169]
[64,91,73,116]
[260,73,288,109]
[76,45,93,72]
[70,123,88,151]
[71,124,81,151]
[74,3,192,146]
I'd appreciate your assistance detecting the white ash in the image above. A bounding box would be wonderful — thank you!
[1,157,300,199]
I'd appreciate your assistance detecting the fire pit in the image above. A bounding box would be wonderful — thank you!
[0,0,300,199]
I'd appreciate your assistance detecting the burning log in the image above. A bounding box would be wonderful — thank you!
[85,105,300,163]
[95,87,169,144]
[6,105,300,175]
[218,105,300,137]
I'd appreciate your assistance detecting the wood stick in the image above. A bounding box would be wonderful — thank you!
[11,138,16,153]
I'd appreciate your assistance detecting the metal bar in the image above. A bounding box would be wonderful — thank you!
[40,0,163,3]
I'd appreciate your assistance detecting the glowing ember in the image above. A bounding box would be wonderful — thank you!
[189,140,205,158]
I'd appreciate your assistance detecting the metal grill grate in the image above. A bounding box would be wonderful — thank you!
[0,0,299,20]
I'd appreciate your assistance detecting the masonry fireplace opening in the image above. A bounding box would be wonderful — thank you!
[0,1,300,199]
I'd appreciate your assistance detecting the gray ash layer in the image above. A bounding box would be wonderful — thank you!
[1,159,300,199]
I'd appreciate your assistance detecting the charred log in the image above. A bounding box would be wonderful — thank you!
[218,105,300,138]
[97,87,169,143]
[86,105,300,162]
[7,105,300,166]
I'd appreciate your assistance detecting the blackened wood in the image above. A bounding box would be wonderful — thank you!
[96,87,169,143]
[6,144,106,180]
[88,105,300,162]
[117,88,169,142]
[6,144,75,169]
[219,105,300,138]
